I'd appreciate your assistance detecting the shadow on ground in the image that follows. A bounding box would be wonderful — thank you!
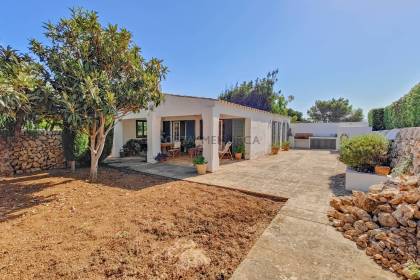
[0,168,175,223]
[329,173,351,196]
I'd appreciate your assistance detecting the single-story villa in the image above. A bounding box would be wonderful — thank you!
[111,94,290,172]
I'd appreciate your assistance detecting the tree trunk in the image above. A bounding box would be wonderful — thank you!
[90,151,99,181]
[89,114,107,182]
[70,160,76,173]
[14,113,24,136]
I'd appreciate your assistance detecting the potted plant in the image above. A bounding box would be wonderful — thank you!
[281,141,290,151]
[193,155,208,175]
[154,153,168,163]
[272,143,281,155]
[374,155,391,175]
[233,144,245,160]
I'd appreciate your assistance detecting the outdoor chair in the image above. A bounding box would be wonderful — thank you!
[167,141,181,158]
[218,141,233,160]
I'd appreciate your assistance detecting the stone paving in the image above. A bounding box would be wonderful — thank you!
[108,150,398,280]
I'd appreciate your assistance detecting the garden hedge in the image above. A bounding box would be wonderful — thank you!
[383,83,420,129]
[368,108,385,131]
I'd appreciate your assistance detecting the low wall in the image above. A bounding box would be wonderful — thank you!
[0,131,65,176]
[390,127,420,175]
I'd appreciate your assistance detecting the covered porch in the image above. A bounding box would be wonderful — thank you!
[111,94,290,172]
[112,109,249,172]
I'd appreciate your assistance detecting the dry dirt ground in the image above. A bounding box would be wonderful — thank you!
[0,168,284,280]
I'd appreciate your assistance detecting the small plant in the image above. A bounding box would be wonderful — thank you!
[193,155,207,165]
[233,144,245,154]
[281,141,289,150]
[272,143,281,149]
[154,153,168,162]
[402,261,420,280]
[339,133,389,172]
[391,155,413,177]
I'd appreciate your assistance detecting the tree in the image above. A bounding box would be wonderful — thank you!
[31,8,167,180]
[219,70,293,115]
[287,108,304,122]
[0,46,51,134]
[307,98,363,122]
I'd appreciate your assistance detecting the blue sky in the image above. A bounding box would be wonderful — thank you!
[1,1,420,117]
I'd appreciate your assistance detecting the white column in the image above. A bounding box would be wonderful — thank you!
[202,107,219,172]
[279,121,283,145]
[111,120,124,157]
[147,112,161,163]
[244,118,252,159]
[194,116,201,139]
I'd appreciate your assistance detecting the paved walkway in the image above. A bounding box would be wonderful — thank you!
[190,150,397,280]
[109,150,398,280]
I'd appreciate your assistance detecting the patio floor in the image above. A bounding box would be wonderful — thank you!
[105,154,244,179]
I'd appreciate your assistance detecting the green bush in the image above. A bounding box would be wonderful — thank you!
[233,144,245,154]
[193,155,207,165]
[74,132,89,159]
[383,83,420,129]
[339,133,389,172]
[368,108,385,131]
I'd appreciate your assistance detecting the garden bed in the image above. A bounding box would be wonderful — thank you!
[0,168,283,279]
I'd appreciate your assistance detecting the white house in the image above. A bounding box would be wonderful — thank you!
[111,94,290,172]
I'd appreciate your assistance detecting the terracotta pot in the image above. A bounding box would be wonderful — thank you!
[375,165,390,176]
[282,147,289,151]
[196,163,207,175]
[272,147,280,155]
[234,153,242,160]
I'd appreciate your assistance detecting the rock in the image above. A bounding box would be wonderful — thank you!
[366,221,379,230]
[376,204,393,213]
[332,219,344,227]
[354,220,368,233]
[392,203,415,226]
[177,248,210,270]
[404,191,420,204]
[369,183,385,194]
[378,212,399,227]
[353,191,376,212]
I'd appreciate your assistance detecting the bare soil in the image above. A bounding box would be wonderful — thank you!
[0,168,284,280]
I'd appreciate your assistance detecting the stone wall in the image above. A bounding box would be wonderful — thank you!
[0,131,65,176]
[390,127,420,175]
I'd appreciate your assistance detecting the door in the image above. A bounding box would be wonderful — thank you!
[172,121,180,142]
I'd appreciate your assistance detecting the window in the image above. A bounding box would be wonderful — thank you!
[136,120,147,138]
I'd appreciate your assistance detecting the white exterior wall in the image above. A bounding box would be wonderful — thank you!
[111,94,290,171]
[291,122,371,137]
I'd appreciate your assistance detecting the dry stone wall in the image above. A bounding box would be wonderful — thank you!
[390,127,420,175]
[0,131,65,176]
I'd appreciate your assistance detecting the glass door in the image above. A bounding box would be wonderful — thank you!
[172,121,180,142]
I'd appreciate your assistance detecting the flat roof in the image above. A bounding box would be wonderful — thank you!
[164,93,289,119]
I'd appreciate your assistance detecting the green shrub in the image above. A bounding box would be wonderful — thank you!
[74,132,89,159]
[383,83,420,129]
[391,155,413,177]
[233,144,245,154]
[339,133,389,172]
[193,155,207,165]
[368,108,385,131]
